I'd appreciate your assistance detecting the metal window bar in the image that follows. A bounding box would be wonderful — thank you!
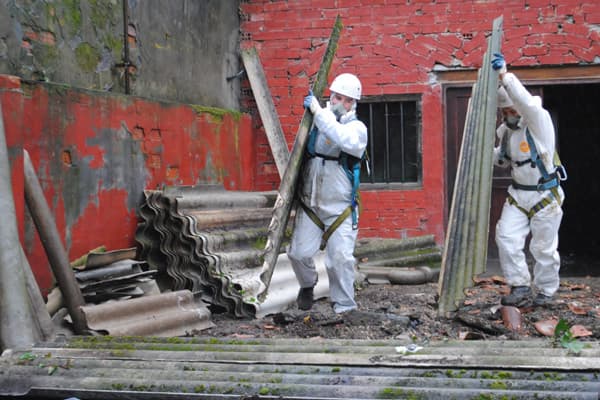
[399,102,406,182]
[385,103,390,182]
[362,101,417,184]
[364,104,377,184]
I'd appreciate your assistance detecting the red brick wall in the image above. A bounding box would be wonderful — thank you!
[240,0,600,243]
[1,75,255,294]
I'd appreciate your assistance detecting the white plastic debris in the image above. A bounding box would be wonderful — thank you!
[395,343,423,354]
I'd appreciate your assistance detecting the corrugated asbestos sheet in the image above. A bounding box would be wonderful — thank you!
[2,336,599,399]
[80,290,214,336]
[135,184,444,320]
[438,16,503,316]
[136,184,280,318]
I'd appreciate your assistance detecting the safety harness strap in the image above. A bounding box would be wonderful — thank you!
[507,194,558,219]
[302,115,365,248]
[511,175,559,192]
[525,128,550,179]
[299,200,354,251]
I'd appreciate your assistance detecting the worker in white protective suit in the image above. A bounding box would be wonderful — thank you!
[287,73,368,313]
[491,53,566,307]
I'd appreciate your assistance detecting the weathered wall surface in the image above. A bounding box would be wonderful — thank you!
[1,74,255,295]
[240,0,600,242]
[0,0,241,108]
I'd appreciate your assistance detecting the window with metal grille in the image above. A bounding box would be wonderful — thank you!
[356,96,422,186]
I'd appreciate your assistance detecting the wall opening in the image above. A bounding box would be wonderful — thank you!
[543,83,600,276]
[445,80,600,276]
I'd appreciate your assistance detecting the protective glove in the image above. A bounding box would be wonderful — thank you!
[491,53,507,74]
[303,90,320,114]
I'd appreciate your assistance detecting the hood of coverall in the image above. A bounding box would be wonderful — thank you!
[497,86,514,108]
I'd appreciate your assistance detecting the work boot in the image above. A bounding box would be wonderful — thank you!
[296,287,314,311]
[501,286,532,307]
[533,292,554,307]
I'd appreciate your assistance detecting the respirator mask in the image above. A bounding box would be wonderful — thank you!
[504,115,521,130]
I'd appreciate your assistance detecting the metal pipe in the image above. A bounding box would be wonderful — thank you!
[0,101,36,350]
[23,150,87,334]
[122,0,131,94]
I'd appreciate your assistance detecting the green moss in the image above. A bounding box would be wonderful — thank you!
[252,236,267,250]
[89,0,118,28]
[258,387,270,395]
[109,349,130,357]
[445,369,467,379]
[378,388,424,399]
[542,371,564,381]
[193,384,205,393]
[75,42,100,72]
[471,395,494,400]
[480,371,493,379]
[489,380,508,390]
[103,34,124,59]
[18,352,37,362]
[129,384,151,391]
[190,105,243,122]
[34,43,60,68]
[56,0,82,35]
[495,371,513,379]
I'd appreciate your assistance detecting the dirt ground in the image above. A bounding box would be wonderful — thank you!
[204,272,600,343]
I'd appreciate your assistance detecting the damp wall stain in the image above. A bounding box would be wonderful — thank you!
[1,75,254,294]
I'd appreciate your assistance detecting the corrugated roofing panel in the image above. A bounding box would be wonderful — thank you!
[136,184,278,318]
[80,290,214,336]
[2,337,599,399]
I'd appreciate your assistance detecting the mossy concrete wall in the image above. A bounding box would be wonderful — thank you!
[0,0,240,109]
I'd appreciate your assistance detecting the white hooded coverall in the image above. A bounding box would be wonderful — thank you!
[494,73,565,297]
[287,104,368,313]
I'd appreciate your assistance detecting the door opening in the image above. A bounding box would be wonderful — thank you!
[544,83,600,276]
[445,82,600,276]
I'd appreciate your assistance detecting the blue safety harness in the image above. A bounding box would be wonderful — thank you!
[499,127,567,217]
[300,120,366,249]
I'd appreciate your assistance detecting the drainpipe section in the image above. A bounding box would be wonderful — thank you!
[23,150,87,334]
[121,0,131,94]
[0,101,36,350]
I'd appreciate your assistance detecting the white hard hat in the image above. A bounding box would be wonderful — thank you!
[497,86,514,108]
[329,73,362,100]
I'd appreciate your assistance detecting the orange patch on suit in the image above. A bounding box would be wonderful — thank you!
[519,141,530,153]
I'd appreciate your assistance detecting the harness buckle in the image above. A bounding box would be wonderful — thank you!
[536,176,559,192]
[556,165,568,181]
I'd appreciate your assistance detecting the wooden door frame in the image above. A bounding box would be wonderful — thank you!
[439,65,600,254]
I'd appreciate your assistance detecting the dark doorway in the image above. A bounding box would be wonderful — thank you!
[544,83,600,275]
[445,82,600,276]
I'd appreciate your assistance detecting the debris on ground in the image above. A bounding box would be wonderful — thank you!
[204,275,600,342]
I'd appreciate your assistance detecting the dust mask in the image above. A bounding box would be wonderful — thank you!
[330,101,347,120]
[504,115,521,130]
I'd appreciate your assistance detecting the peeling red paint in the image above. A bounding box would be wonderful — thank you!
[69,188,138,262]
[1,75,255,295]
